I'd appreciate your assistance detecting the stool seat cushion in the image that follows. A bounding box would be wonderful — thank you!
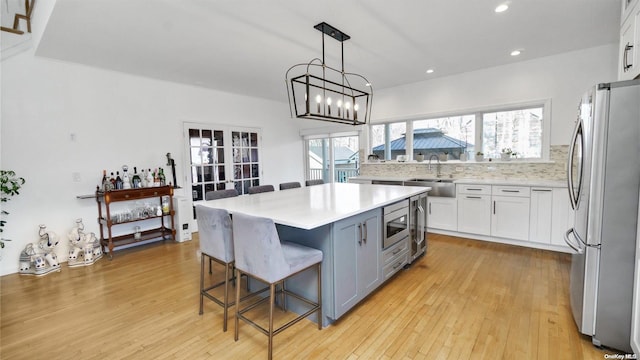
[232,212,323,283]
[281,242,323,275]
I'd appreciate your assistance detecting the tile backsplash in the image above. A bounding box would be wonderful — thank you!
[360,145,568,181]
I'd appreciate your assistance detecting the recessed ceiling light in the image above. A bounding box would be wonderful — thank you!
[426,69,434,74]
[510,50,521,56]
[495,3,509,13]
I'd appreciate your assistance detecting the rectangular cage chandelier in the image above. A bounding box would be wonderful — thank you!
[286,22,373,126]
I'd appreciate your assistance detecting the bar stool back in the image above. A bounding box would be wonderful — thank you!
[195,205,235,331]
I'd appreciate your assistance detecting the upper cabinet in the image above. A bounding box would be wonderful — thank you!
[619,0,640,80]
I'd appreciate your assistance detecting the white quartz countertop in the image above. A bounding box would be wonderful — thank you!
[349,175,566,188]
[195,183,430,230]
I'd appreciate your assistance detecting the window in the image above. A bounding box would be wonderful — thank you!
[305,133,359,183]
[413,115,475,160]
[370,101,548,161]
[481,107,543,158]
[185,123,262,201]
[371,122,406,160]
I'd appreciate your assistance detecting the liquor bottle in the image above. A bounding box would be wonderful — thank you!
[115,171,123,190]
[101,170,110,191]
[122,165,131,189]
[132,167,142,189]
[153,169,161,187]
[158,168,166,186]
[110,172,116,189]
[146,169,154,188]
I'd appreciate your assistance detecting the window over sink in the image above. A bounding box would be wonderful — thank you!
[369,99,549,161]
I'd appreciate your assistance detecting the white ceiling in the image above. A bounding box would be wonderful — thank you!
[35,0,621,103]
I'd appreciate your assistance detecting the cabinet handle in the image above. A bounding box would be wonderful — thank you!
[501,189,520,193]
[362,222,367,244]
[392,248,402,255]
[493,201,496,214]
[466,196,481,199]
[428,202,431,214]
[624,42,634,71]
[532,189,552,192]
[393,262,403,270]
[358,224,362,246]
[467,188,483,191]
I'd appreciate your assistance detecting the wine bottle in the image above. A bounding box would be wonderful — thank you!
[153,169,160,187]
[110,172,116,189]
[101,170,110,191]
[115,171,123,190]
[132,167,142,189]
[158,168,166,186]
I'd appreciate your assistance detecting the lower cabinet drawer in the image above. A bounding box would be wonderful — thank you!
[383,250,408,280]
[382,237,408,265]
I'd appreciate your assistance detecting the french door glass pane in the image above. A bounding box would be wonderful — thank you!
[188,127,227,201]
[231,130,260,194]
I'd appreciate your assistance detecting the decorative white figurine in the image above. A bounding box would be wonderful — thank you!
[67,218,103,267]
[19,225,61,276]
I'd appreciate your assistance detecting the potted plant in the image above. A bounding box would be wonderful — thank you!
[415,152,424,162]
[501,148,513,161]
[1,170,26,249]
[475,151,484,161]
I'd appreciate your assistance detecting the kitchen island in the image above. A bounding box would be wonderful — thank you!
[197,182,430,326]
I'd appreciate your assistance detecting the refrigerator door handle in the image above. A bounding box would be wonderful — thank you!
[567,119,581,210]
[564,228,585,254]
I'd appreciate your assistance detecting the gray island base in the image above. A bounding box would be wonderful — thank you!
[197,183,430,327]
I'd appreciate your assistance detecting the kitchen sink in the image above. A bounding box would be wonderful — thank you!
[404,178,456,197]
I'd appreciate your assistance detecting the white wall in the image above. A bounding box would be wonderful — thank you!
[0,47,303,276]
[372,44,618,145]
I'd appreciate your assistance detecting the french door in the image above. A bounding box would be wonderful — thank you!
[185,123,262,201]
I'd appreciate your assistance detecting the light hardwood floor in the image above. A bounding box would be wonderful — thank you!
[1,233,614,359]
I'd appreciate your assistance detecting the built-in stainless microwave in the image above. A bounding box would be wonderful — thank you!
[383,200,409,249]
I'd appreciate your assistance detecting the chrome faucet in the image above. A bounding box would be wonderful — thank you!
[428,154,442,177]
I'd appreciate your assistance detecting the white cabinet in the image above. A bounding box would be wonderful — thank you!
[427,197,457,231]
[457,195,491,235]
[551,188,573,248]
[457,184,491,235]
[333,209,381,319]
[529,187,573,249]
[529,188,553,244]
[492,195,530,241]
[619,0,640,80]
[491,186,530,241]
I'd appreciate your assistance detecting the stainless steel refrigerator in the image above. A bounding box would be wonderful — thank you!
[565,80,640,353]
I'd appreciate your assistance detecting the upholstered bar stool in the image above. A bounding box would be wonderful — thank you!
[232,212,322,360]
[248,185,275,194]
[195,205,236,331]
[305,179,324,186]
[205,188,238,201]
[279,182,301,190]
